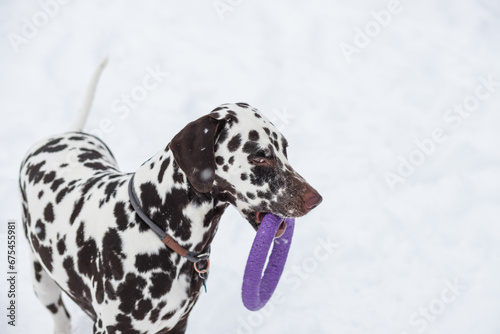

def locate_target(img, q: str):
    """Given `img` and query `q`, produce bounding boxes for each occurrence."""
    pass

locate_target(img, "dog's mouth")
[255,211,287,238]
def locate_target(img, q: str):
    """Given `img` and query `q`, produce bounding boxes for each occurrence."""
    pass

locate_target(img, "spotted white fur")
[20,77,321,334]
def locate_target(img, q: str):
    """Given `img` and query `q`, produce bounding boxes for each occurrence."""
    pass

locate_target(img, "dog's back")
[20,133,195,333]
[19,133,122,317]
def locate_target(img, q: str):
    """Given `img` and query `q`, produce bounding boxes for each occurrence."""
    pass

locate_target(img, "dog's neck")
[132,146,229,253]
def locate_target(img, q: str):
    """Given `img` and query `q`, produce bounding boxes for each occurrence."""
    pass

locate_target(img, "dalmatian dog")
[19,61,322,334]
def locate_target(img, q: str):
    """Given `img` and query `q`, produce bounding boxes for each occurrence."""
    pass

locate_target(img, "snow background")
[1,0,500,333]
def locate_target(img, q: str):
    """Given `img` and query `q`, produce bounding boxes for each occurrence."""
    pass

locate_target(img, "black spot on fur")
[104,181,119,202]
[212,106,224,112]
[102,228,125,281]
[134,299,153,321]
[243,141,260,155]
[241,173,248,181]
[112,314,140,334]
[257,190,274,200]
[249,167,269,187]
[139,179,202,240]
[56,188,69,203]
[227,135,242,152]
[105,281,116,300]
[78,149,103,162]
[26,161,46,184]
[57,237,66,255]
[281,138,288,157]
[35,219,45,240]
[32,138,67,156]
[70,198,84,225]
[47,303,58,314]
[215,156,224,165]
[34,261,43,282]
[149,273,172,298]
[162,310,178,321]
[247,192,256,200]
[158,157,171,183]
[76,223,85,247]
[96,281,105,304]
[82,176,105,196]
[44,203,54,222]
[248,130,260,141]
[116,273,149,317]
[161,187,196,241]
[139,182,162,211]
[84,162,108,170]
[113,202,129,231]
[76,223,98,279]
[43,171,56,183]
[273,139,280,152]
[38,190,44,199]
[135,248,175,273]
[50,178,65,192]
[237,192,247,202]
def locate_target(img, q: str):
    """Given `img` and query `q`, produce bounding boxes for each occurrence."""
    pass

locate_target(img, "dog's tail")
[68,57,108,132]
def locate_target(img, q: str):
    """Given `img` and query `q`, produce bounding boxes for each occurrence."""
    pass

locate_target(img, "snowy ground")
[1,1,500,333]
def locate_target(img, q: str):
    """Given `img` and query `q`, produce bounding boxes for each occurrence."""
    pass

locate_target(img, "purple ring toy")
[242,214,295,311]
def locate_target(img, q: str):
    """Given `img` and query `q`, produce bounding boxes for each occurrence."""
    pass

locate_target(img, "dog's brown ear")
[169,114,221,193]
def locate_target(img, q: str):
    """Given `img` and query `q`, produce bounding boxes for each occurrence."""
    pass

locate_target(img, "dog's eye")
[251,157,269,166]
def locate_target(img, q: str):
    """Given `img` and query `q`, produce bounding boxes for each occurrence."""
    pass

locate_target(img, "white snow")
[1,1,500,333]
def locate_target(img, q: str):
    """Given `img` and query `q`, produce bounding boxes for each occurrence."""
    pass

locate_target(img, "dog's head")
[169,103,322,231]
